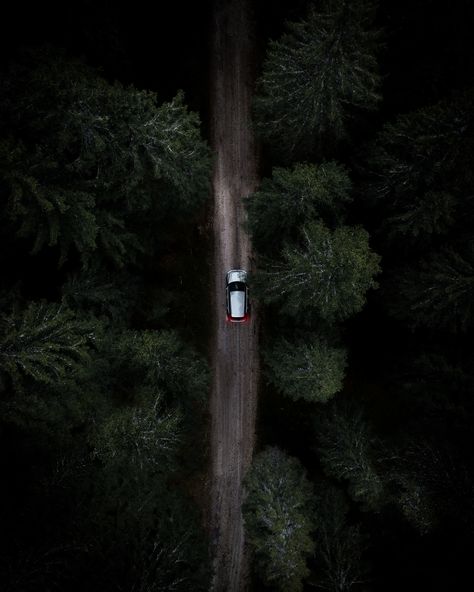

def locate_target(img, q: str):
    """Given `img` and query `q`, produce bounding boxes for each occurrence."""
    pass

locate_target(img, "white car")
[226,269,250,323]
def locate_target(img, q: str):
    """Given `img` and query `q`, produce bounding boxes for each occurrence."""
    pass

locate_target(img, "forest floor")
[208,0,259,590]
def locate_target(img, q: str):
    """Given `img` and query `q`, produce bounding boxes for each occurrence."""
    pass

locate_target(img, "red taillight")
[226,313,250,323]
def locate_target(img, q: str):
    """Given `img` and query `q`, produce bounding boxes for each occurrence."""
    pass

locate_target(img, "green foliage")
[0,46,212,592]
[0,301,92,390]
[264,336,346,403]
[93,389,181,474]
[385,190,457,241]
[0,284,210,589]
[254,0,381,156]
[126,499,211,592]
[365,90,474,242]
[256,221,380,321]
[390,439,474,535]
[0,540,82,592]
[400,353,474,426]
[85,327,209,479]
[391,453,438,536]
[0,382,97,449]
[388,243,474,332]
[0,139,99,264]
[384,353,474,533]
[245,162,352,254]
[62,267,139,323]
[0,48,211,267]
[86,400,208,591]
[117,329,210,405]
[315,403,385,511]
[243,447,315,592]
[312,484,369,591]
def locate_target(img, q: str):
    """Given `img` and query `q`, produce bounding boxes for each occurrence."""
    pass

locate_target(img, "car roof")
[230,290,246,318]
[226,269,248,284]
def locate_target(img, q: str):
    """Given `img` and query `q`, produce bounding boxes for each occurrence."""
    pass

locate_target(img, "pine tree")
[245,161,352,254]
[0,301,92,390]
[243,447,315,592]
[388,243,474,332]
[128,497,211,592]
[264,336,346,403]
[391,439,474,535]
[254,0,381,156]
[82,328,211,589]
[62,267,139,323]
[315,402,386,511]
[122,330,210,405]
[312,484,369,590]
[365,90,474,242]
[93,389,181,474]
[385,191,457,242]
[256,221,380,321]
[0,48,211,267]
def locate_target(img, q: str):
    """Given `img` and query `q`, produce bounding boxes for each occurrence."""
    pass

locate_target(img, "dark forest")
[1,1,473,590]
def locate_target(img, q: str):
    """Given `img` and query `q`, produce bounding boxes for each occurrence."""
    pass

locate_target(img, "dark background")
[3,0,473,132]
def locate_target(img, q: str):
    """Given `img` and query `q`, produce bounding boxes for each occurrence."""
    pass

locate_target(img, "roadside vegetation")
[244,0,474,590]
[0,43,212,591]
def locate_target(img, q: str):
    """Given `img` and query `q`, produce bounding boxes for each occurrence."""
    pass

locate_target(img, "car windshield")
[229,282,245,292]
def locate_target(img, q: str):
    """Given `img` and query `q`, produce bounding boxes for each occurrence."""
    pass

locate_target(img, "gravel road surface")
[209,0,259,590]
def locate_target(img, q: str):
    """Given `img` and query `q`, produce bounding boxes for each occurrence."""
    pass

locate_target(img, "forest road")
[209,0,259,591]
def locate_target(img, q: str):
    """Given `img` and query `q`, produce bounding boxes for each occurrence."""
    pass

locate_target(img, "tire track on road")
[209,1,259,590]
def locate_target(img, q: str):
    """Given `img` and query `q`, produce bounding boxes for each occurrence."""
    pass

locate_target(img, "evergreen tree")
[73,328,209,590]
[399,352,474,432]
[0,301,92,391]
[62,267,139,323]
[388,243,474,332]
[0,540,80,592]
[117,329,210,407]
[365,90,474,242]
[243,447,315,592]
[312,484,369,591]
[385,190,457,243]
[315,402,385,511]
[126,498,211,592]
[391,439,474,536]
[245,162,352,254]
[391,447,438,536]
[264,336,347,403]
[386,353,474,533]
[93,388,181,474]
[254,0,381,156]
[0,48,212,592]
[257,221,380,321]
[0,48,211,267]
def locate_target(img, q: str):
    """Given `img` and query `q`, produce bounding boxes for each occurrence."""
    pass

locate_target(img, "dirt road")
[209,0,259,590]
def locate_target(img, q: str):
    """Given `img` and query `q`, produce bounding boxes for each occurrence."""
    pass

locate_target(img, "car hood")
[227,270,247,284]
